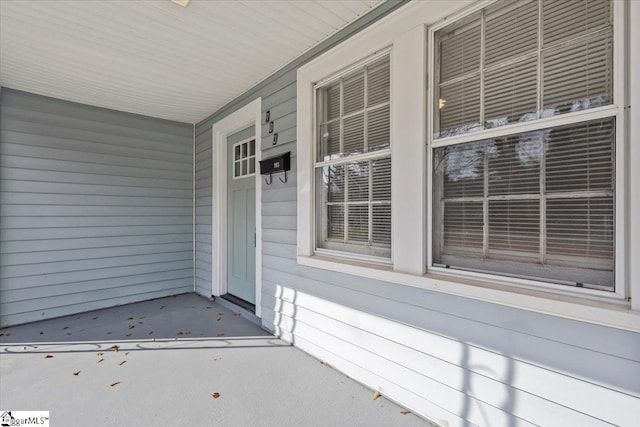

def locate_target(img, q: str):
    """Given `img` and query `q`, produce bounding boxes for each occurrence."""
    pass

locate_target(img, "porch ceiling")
[0,294,429,426]
[0,0,382,123]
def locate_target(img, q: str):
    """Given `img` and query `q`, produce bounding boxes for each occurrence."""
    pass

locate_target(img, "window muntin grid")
[314,54,391,259]
[233,139,256,179]
[430,0,618,291]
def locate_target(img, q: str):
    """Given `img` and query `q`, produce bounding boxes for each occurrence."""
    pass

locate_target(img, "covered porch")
[0,293,428,426]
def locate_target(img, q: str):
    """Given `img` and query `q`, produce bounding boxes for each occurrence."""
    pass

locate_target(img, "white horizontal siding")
[0,88,194,326]
[263,284,637,427]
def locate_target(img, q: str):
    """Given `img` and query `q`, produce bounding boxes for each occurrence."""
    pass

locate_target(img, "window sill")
[297,254,639,333]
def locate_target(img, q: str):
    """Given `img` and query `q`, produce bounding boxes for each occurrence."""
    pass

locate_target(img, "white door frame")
[211,98,262,317]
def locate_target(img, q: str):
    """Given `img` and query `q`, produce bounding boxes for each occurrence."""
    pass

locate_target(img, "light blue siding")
[0,88,194,326]
[193,1,640,425]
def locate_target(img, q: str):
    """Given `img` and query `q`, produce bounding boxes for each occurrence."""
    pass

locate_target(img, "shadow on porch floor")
[0,293,430,426]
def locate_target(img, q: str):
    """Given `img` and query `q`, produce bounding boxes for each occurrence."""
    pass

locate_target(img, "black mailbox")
[259,151,290,184]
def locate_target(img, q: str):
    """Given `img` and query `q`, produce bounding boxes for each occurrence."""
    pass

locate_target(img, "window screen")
[315,55,391,259]
[432,0,616,290]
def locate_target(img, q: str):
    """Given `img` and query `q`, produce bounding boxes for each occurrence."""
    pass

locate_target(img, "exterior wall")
[193,0,409,300]
[194,2,640,426]
[0,88,194,326]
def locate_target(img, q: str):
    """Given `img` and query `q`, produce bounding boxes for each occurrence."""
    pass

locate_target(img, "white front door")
[226,126,256,304]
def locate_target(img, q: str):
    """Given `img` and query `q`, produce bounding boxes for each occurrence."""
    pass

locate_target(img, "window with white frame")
[233,139,256,178]
[431,0,619,291]
[315,54,392,259]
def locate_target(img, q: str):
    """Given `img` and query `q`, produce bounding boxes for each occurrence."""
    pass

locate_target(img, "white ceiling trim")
[0,0,382,123]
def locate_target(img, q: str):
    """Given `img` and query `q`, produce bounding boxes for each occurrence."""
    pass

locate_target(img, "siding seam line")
[193,122,196,293]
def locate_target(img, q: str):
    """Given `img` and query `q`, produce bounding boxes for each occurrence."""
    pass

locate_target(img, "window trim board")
[298,253,638,333]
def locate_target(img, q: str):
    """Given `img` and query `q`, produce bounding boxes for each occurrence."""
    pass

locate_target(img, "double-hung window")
[431,0,620,291]
[314,54,392,260]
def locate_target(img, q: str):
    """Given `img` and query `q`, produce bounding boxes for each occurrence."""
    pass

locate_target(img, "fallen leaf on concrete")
[148,331,154,335]
[39,332,44,335]
[233,313,241,317]
[211,392,220,399]
[106,332,112,335]
[138,321,143,325]
[98,358,105,363]
[97,352,104,356]
[125,333,132,337]
[185,331,191,335]
[110,345,120,352]
[128,325,135,329]
[119,361,126,366]
[400,410,410,415]
[63,326,69,330]
[216,333,225,337]
[128,317,134,320]
[320,361,331,367]
[125,352,129,356]
[217,312,224,316]
[0,333,4,337]
[213,356,222,362]
[216,318,221,322]
[110,382,120,387]
[373,391,381,400]
[45,355,54,359]
[73,371,81,376]
[206,306,212,309]
[93,316,99,320]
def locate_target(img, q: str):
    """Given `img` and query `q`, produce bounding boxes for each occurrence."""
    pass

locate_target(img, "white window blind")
[315,55,391,259]
[434,0,613,139]
[432,0,616,291]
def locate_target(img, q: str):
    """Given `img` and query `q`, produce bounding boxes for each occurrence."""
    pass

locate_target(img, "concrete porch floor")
[0,293,429,426]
